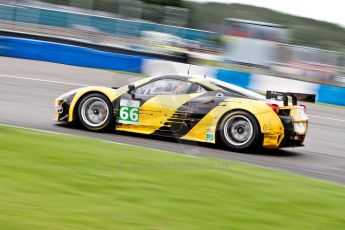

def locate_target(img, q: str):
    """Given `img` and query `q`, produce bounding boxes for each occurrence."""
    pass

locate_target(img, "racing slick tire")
[77,93,113,131]
[218,111,259,151]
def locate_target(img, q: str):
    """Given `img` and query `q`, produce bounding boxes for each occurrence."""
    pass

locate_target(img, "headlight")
[56,104,64,114]
[56,89,80,101]
[55,88,80,107]
[55,98,66,107]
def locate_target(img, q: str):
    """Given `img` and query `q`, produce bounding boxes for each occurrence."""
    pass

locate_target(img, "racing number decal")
[119,99,140,124]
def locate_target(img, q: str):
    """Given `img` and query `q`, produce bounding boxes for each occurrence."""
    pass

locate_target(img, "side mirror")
[128,84,135,95]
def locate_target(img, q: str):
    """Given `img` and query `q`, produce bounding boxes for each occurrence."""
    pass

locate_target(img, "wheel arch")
[215,108,262,144]
[69,91,114,123]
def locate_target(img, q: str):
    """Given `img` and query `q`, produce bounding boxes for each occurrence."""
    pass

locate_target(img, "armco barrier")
[0,36,143,73]
[0,4,215,45]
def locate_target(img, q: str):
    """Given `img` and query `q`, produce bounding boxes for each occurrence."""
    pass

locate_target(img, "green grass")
[0,125,345,230]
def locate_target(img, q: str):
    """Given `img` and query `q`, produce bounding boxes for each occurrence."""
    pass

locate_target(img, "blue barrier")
[0,36,143,73]
[215,69,251,88]
[317,84,345,106]
[0,36,344,106]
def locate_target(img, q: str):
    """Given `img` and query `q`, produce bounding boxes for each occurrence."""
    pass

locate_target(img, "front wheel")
[218,111,259,151]
[78,93,113,131]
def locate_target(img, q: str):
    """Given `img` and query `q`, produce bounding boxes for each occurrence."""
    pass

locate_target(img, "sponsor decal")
[263,124,272,132]
[206,128,215,143]
[119,99,140,124]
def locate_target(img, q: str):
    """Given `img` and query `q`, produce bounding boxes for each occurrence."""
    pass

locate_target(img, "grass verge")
[0,125,344,230]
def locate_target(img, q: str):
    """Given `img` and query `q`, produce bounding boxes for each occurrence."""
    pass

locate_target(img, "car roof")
[147,74,217,89]
[149,74,265,100]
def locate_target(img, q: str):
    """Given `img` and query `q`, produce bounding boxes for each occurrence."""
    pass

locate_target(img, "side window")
[215,84,244,97]
[135,81,155,95]
[135,79,192,95]
[188,83,208,94]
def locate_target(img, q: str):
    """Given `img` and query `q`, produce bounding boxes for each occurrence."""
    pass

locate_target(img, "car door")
[115,78,195,135]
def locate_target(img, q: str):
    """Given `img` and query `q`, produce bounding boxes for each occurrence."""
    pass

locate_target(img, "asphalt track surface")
[1,57,345,184]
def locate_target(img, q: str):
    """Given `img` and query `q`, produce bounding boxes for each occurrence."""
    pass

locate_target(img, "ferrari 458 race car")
[55,75,309,150]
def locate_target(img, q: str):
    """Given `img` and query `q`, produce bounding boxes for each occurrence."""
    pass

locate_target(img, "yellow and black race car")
[55,75,308,150]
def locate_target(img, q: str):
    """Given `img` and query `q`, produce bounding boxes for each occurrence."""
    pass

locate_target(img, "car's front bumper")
[55,98,69,122]
[54,93,76,122]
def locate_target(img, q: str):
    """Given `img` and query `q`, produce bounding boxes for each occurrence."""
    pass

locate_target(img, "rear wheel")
[218,111,259,151]
[78,93,113,131]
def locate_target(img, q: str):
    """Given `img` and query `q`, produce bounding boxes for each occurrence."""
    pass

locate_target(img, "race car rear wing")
[266,91,316,106]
